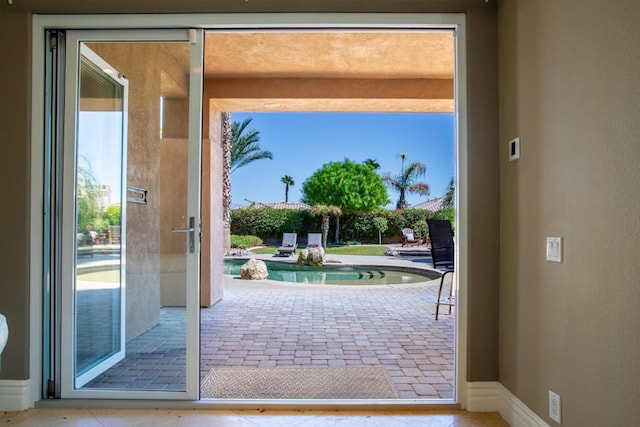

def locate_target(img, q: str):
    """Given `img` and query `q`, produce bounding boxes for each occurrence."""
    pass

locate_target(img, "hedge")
[230,207,455,244]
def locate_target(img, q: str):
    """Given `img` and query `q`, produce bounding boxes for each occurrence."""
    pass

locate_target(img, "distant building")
[411,197,445,212]
[100,184,112,208]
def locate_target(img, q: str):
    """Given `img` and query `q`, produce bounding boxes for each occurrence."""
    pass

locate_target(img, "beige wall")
[201,112,225,307]
[498,0,640,425]
[0,0,500,402]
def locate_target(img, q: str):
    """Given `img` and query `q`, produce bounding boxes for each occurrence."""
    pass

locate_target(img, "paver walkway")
[200,257,455,399]
[84,252,456,399]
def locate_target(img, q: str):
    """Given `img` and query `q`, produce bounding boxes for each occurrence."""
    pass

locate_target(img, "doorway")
[200,29,457,400]
[33,13,464,406]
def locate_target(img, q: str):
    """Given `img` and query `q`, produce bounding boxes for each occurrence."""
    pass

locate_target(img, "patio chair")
[426,219,455,320]
[306,232,323,248]
[401,228,423,247]
[277,232,298,256]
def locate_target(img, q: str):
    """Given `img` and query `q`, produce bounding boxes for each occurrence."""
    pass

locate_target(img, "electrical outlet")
[549,390,561,424]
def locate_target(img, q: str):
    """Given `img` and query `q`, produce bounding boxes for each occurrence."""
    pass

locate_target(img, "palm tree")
[230,118,273,173]
[443,177,455,209]
[382,154,430,210]
[362,158,381,170]
[281,175,295,203]
[221,113,232,249]
[222,115,272,249]
[310,204,342,248]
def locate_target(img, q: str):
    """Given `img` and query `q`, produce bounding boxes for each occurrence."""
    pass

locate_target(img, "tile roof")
[411,197,445,212]
[245,202,312,210]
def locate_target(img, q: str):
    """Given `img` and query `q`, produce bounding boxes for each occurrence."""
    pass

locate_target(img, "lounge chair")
[426,219,455,320]
[401,228,423,247]
[306,232,323,249]
[277,232,298,256]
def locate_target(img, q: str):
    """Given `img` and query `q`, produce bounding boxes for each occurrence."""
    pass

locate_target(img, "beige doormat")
[201,366,399,399]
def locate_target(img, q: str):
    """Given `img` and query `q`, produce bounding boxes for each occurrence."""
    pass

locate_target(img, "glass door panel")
[74,47,127,388]
[61,30,202,399]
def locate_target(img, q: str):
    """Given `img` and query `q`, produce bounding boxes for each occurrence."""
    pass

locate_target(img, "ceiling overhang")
[203,31,455,113]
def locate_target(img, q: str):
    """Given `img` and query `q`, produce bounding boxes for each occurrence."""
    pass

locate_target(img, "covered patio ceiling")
[203,31,455,113]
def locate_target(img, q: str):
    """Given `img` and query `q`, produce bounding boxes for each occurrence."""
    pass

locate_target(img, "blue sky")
[230,112,455,209]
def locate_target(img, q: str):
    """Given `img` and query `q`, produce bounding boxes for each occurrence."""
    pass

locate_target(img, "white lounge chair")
[277,232,297,256]
[306,232,323,249]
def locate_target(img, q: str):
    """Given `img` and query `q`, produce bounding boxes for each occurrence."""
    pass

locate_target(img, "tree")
[221,113,232,249]
[310,204,342,248]
[443,177,455,209]
[76,157,105,235]
[301,159,389,242]
[281,175,295,203]
[222,115,272,249]
[230,118,273,173]
[372,216,388,245]
[362,158,380,170]
[382,153,430,210]
[301,159,389,211]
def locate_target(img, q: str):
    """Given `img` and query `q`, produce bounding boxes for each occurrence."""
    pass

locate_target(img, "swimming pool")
[223,258,440,285]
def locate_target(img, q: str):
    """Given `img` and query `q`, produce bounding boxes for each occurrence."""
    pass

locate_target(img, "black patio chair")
[426,219,455,320]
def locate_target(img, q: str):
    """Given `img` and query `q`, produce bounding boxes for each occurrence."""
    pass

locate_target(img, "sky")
[78,112,123,203]
[230,112,455,210]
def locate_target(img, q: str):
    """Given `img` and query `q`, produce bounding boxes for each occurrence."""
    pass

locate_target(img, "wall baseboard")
[0,379,31,411]
[466,382,549,427]
[0,378,550,420]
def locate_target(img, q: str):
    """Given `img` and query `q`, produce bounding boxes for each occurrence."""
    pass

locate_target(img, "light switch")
[546,236,562,262]
[509,137,520,161]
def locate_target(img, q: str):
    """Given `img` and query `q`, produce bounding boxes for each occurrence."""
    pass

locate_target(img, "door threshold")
[35,398,460,411]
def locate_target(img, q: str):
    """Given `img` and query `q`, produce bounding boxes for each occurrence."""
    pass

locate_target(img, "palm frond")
[407,182,430,195]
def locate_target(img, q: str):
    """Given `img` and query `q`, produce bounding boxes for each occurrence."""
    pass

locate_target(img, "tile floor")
[0,408,508,426]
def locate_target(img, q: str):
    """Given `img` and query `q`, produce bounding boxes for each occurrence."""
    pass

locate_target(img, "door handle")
[171,216,195,253]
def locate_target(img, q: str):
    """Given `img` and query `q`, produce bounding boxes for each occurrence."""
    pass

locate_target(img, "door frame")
[36,27,204,400]
[30,12,467,406]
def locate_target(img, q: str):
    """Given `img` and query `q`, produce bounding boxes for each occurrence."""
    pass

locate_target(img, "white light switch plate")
[509,137,520,161]
[546,236,562,262]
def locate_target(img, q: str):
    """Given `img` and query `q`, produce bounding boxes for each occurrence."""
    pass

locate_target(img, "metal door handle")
[171,216,195,253]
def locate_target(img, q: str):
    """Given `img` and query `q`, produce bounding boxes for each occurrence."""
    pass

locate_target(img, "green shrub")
[230,207,455,243]
[230,234,263,248]
[413,219,428,240]
[231,207,316,241]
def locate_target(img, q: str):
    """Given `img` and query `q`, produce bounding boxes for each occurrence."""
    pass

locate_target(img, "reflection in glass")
[74,52,125,384]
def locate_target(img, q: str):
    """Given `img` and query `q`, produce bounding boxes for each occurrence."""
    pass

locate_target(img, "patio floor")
[85,252,456,399]
[200,253,455,399]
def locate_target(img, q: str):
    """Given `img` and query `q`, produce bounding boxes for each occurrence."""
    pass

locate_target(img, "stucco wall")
[0,1,500,399]
[498,0,640,425]
[89,43,163,341]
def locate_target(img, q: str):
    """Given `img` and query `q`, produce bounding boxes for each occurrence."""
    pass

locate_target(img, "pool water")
[223,258,439,285]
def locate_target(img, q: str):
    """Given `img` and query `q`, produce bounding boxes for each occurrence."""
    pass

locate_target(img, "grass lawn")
[250,245,389,256]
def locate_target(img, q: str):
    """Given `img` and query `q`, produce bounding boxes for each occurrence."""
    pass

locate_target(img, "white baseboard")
[0,379,31,411]
[466,382,549,427]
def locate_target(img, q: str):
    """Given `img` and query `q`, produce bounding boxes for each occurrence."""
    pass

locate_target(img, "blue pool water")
[223,258,439,285]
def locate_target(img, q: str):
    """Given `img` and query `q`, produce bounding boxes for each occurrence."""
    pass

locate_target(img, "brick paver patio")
[200,260,455,399]
[83,253,456,399]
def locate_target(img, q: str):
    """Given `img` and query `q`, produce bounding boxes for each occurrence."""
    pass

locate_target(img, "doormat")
[201,366,399,399]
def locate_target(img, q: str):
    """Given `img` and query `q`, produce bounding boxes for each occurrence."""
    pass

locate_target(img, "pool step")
[357,270,386,280]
